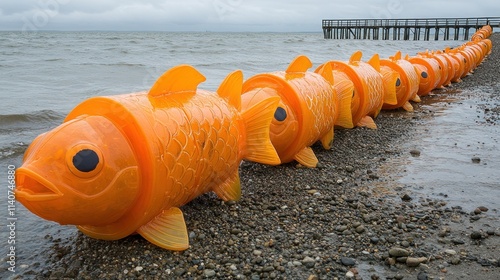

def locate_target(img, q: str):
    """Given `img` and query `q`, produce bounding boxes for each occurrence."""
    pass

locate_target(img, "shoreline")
[8,34,500,279]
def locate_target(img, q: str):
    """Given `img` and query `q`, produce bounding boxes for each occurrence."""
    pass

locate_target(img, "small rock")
[410,149,421,157]
[302,257,315,268]
[346,271,355,279]
[389,247,409,257]
[445,249,456,255]
[401,194,412,201]
[417,271,428,280]
[307,275,318,280]
[451,239,465,245]
[355,225,366,234]
[471,156,481,163]
[341,257,356,266]
[473,208,482,215]
[135,266,143,272]
[451,257,461,265]
[407,257,427,267]
[204,269,216,278]
[345,166,354,172]
[470,231,482,240]
[253,250,262,256]
[478,206,489,212]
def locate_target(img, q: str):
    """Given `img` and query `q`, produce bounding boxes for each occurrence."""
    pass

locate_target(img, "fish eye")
[421,72,428,78]
[395,78,401,87]
[274,107,287,122]
[67,144,104,178]
[73,149,99,172]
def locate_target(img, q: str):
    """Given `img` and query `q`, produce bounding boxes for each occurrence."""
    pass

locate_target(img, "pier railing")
[322,17,500,40]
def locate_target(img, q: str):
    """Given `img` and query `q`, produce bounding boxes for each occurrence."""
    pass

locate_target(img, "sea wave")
[0,142,29,160]
[0,110,65,128]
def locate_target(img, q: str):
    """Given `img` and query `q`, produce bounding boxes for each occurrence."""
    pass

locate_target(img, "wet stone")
[478,206,489,212]
[470,231,482,240]
[389,247,409,257]
[417,271,428,280]
[410,149,421,157]
[471,156,481,163]
[204,269,216,278]
[406,257,427,267]
[341,257,356,266]
[401,194,412,201]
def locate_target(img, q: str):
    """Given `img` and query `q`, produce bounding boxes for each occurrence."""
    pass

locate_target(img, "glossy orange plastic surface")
[319,51,394,129]
[380,51,420,111]
[408,56,442,96]
[241,55,352,167]
[16,65,280,250]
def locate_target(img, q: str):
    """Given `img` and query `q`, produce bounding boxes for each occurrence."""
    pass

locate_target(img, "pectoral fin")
[411,94,421,103]
[137,207,189,251]
[294,147,318,168]
[320,129,334,150]
[213,170,241,201]
[402,101,414,112]
[357,116,377,129]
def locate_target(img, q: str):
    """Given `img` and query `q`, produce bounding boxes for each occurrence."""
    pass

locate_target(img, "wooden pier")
[322,17,500,40]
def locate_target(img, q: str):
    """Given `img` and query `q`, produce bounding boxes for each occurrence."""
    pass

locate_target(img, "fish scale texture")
[150,92,241,209]
[294,75,337,144]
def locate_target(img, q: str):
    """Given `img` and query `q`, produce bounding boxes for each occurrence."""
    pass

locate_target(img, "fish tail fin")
[334,79,354,128]
[241,96,281,165]
[381,68,399,105]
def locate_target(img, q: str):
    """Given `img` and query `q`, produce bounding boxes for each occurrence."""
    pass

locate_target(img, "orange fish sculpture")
[380,51,420,111]
[318,51,397,129]
[408,55,442,96]
[15,65,281,250]
[241,55,352,168]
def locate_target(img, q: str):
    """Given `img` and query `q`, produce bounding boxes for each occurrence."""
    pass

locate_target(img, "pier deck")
[322,17,500,40]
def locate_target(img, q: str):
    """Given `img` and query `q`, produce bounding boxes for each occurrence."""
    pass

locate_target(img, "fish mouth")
[16,167,63,201]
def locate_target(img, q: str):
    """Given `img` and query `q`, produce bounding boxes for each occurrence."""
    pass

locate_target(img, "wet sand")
[8,34,500,279]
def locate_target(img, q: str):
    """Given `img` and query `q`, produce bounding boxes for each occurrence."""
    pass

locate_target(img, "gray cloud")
[0,0,497,32]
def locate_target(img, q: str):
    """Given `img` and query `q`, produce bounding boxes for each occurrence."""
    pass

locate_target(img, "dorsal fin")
[149,65,206,97]
[316,62,334,84]
[404,54,410,60]
[394,51,402,60]
[349,51,363,64]
[217,70,242,110]
[286,55,313,73]
[368,54,380,72]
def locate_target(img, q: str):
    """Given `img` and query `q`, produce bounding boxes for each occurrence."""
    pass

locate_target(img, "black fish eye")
[274,107,287,122]
[73,149,99,172]
[421,72,428,78]
[395,78,401,87]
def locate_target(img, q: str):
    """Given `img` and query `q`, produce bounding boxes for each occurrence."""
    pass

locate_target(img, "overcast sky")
[0,0,498,32]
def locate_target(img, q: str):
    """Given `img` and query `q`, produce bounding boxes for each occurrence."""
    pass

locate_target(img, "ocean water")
[0,31,473,276]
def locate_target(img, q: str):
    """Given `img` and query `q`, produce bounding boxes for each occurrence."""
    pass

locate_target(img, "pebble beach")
[9,33,500,280]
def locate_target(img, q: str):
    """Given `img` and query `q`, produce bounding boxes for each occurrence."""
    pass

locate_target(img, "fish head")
[412,64,431,93]
[16,115,140,226]
[242,86,299,155]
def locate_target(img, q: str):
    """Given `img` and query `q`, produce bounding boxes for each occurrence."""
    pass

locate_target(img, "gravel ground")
[12,34,500,280]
